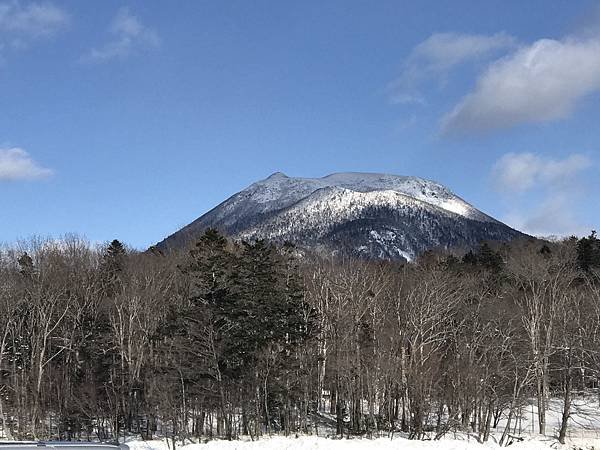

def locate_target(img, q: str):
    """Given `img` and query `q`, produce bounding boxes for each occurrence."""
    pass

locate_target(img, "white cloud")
[492,152,592,193]
[82,8,159,63]
[504,193,592,238]
[410,32,516,72]
[390,32,516,104]
[442,37,600,133]
[491,152,593,237]
[0,147,53,181]
[0,1,68,50]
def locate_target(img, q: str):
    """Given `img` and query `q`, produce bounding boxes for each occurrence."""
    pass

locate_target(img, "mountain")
[154,172,526,261]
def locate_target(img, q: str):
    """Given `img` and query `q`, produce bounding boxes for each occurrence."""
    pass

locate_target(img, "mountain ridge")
[154,171,526,260]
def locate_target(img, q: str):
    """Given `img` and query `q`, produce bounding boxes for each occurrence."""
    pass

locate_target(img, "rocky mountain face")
[155,172,526,261]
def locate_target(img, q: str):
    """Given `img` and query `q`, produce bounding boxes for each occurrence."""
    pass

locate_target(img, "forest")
[0,230,600,445]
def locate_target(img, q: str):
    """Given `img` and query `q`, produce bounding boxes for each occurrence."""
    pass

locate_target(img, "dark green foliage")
[103,239,126,272]
[477,242,504,271]
[181,232,316,377]
[443,254,461,269]
[460,243,504,272]
[539,244,552,257]
[169,230,318,435]
[577,230,600,271]
[17,252,34,278]
[100,239,127,296]
[462,250,478,265]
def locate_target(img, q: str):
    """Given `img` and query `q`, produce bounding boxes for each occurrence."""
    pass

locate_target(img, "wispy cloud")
[82,7,159,63]
[505,194,587,238]
[0,147,53,181]
[492,152,593,236]
[390,32,516,104]
[492,152,592,193]
[441,36,600,134]
[0,1,68,52]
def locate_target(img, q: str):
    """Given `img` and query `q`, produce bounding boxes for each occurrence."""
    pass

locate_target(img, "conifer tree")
[17,252,34,279]
[100,239,127,296]
[577,231,600,271]
[477,242,504,272]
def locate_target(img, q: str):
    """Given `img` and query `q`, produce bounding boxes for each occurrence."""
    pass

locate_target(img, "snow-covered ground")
[124,435,598,450]
[120,396,600,450]
[2,435,597,450]
[523,396,600,437]
[3,397,600,449]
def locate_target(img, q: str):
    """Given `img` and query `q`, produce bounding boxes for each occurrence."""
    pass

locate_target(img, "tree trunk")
[558,365,572,444]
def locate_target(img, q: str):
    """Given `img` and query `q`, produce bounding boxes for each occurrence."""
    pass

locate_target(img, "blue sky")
[1,0,599,248]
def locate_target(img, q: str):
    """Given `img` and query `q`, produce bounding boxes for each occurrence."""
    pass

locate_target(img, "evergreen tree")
[577,231,600,271]
[462,250,478,265]
[477,242,504,272]
[18,252,34,279]
[539,244,552,257]
[100,239,127,296]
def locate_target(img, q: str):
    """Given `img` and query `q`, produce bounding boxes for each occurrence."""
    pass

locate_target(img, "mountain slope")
[155,172,526,260]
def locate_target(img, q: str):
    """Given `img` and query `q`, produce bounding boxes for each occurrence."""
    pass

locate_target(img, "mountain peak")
[155,171,525,259]
[266,171,289,180]
[246,171,484,221]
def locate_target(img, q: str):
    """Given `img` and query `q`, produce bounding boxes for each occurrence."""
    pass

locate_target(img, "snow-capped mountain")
[155,172,526,260]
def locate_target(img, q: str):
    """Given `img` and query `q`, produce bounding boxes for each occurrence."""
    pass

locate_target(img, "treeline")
[0,231,600,444]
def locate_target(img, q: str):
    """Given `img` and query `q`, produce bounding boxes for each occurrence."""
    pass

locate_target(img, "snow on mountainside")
[155,172,526,260]
[205,172,494,226]
[239,187,482,240]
